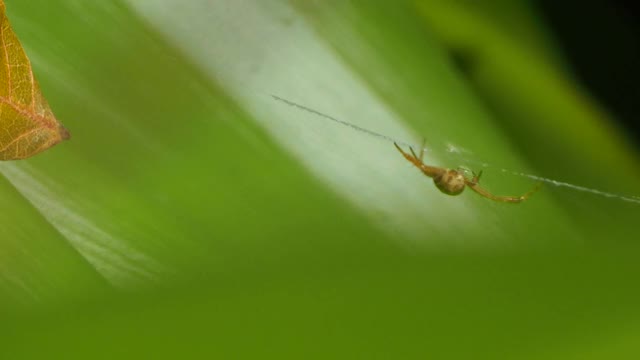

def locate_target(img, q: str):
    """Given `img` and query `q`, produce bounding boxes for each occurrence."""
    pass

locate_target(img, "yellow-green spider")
[394,143,541,203]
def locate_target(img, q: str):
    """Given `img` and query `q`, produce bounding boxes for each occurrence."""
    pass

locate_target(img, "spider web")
[271,94,640,205]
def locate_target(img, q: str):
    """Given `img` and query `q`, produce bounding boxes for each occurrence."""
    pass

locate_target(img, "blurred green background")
[1,0,639,358]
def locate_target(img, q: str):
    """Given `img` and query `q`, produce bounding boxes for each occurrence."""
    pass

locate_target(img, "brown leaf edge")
[0,0,69,160]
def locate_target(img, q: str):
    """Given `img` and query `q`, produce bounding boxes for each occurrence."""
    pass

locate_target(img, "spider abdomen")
[434,169,466,196]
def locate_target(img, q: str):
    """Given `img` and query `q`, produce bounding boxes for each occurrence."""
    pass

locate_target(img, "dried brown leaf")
[0,0,69,160]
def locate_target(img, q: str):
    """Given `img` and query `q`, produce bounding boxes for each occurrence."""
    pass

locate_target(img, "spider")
[394,142,541,203]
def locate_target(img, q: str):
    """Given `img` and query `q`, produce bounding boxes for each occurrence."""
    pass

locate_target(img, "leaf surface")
[0,0,68,160]
[1,1,640,359]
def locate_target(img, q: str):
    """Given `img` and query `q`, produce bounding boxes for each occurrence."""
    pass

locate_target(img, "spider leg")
[465,180,542,203]
[471,170,483,185]
[394,142,420,167]
[409,146,420,161]
[394,142,444,178]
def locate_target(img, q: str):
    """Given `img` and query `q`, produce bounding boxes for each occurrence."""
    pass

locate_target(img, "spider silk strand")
[270,94,640,205]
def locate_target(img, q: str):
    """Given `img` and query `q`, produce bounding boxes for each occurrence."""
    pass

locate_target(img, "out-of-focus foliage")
[1,0,639,359]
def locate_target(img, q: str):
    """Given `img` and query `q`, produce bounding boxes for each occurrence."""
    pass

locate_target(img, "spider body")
[394,142,541,203]
[433,169,466,195]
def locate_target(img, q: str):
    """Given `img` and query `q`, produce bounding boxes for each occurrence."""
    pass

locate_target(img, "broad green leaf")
[1,0,639,359]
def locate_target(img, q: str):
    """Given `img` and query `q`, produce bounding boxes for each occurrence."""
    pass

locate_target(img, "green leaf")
[1,0,639,358]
